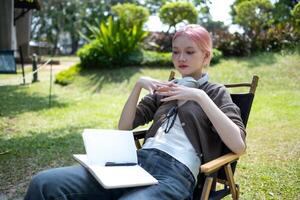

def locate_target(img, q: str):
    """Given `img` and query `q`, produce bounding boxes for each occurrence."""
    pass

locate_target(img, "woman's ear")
[203,51,211,66]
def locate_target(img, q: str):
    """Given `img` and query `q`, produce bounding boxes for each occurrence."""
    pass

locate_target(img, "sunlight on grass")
[0,52,299,199]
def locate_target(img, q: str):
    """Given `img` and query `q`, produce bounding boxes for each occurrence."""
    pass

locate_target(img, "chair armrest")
[133,128,148,140]
[200,153,243,175]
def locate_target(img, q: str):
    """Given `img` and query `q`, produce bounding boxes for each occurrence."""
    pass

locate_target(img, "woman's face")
[172,35,209,80]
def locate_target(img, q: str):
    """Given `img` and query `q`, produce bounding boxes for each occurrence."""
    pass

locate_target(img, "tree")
[231,0,299,52]
[272,0,298,24]
[291,2,300,34]
[230,0,248,23]
[159,1,198,33]
[31,0,107,55]
[201,19,229,33]
[292,2,300,21]
[270,0,299,50]
[233,0,273,38]
[31,0,67,55]
[232,0,298,26]
[142,0,168,14]
[197,3,211,24]
[63,1,85,54]
[31,0,210,54]
[111,3,150,29]
[141,0,208,14]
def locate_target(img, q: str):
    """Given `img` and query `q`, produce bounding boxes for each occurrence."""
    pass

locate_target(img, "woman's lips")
[179,64,188,69]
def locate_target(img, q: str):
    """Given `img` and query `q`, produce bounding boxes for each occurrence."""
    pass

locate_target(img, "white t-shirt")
[143,114,201,180]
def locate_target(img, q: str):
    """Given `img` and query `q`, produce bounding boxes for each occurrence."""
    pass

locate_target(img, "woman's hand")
[119,76,167,130]
[157,83,246,154]
[137,77,168,94]
[156,83,203,102]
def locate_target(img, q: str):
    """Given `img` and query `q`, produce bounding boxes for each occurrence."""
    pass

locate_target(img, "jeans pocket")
[174,162,196,194]
[137,149,151,167]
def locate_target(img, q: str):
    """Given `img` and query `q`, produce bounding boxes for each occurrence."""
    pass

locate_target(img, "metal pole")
[19,46,25,84]
[49,61,53,108]
[32,53,38,82]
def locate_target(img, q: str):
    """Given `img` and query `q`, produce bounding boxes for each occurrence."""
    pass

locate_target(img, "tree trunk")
[70,34,79,55]
[52,30,60,56]
[166,25,172,34]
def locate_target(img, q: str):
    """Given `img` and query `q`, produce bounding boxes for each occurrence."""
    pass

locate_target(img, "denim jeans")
[24,148,196,200]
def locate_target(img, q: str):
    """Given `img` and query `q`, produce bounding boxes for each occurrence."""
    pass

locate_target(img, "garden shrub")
[143,32,174,52]
[141,50,172,66]
[55,48,221,86]
[55,63,81,86]
[260,29,299,53]
[213,28,299,55]
[77,16,148,69]
[254,24,300,52]
[77,40,107,69]
[214,31,251,57]
[210,48,223,65]
[141,49,222,67]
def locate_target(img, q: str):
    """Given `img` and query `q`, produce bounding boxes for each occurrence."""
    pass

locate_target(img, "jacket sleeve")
[210,85,246,141]
[132,94,160,129]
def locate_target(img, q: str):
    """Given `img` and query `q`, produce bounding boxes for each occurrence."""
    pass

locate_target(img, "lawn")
[0,52,299,199]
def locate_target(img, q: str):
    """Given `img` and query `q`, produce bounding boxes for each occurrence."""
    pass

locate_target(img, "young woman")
[24,24,246,200]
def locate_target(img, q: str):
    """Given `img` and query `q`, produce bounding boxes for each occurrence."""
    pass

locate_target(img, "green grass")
[0,52,299,199]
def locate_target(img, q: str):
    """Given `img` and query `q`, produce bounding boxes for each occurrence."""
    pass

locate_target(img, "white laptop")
[73,129,158,189]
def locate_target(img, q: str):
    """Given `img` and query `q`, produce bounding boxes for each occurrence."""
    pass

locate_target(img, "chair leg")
[224,164,237,200]
[135,140,142,149]
[236,184,240,199]
[200,177,213,200]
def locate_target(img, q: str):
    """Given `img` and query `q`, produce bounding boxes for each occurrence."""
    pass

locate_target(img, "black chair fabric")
[217,93,254,179]
[193,92,255,200]
[230,93,255,128]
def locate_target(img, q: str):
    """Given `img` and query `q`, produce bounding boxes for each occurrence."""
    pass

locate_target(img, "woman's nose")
[178,53,186,62]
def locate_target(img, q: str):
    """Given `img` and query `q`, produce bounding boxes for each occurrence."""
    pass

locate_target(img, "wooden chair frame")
[133,74,259,200]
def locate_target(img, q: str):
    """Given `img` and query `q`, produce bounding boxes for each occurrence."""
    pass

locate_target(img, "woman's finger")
[160,95,177,102]
[156,90,175,96]
[149,88,154,94]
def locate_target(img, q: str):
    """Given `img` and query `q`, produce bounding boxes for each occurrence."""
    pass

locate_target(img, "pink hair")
[173,24,213,61]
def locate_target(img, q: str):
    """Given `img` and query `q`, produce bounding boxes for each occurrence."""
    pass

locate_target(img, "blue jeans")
[24,149,196,200]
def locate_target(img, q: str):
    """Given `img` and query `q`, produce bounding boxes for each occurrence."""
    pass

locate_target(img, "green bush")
[141,49,222,66]
[141,50,172,66]
[77,16,148,69]
[257,24,299,52]
[143,32,174,52]
[55,63,81,86]
[210,48,223,65]
[77,40,105,69]
[214,31,251,57]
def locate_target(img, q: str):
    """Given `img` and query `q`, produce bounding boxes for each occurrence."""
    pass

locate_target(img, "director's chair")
[133,72,259,200]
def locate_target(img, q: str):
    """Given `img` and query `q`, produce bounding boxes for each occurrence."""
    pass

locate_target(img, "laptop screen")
[82,129,138,166]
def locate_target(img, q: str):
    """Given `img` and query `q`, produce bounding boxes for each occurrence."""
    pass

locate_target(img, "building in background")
[0,0,41,62]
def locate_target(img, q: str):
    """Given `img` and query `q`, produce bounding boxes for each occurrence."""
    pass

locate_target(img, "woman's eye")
[172,51,179,54]
[187,51,194,55]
